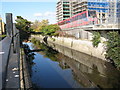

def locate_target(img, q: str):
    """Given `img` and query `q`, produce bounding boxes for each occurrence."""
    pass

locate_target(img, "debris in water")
[12,68,19,71]
[14,75,19,78]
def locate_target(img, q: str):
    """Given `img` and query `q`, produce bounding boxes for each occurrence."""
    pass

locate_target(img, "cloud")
[44,12,56,16]
[34,11,55,17]
[33,11,56,24]
[34,13,43,17]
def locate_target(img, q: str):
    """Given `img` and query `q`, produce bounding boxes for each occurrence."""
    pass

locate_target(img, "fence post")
[6,13,13,37]
[13,23,17,53]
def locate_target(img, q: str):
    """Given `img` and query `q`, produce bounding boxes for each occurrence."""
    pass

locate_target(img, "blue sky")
[1,1,57,24]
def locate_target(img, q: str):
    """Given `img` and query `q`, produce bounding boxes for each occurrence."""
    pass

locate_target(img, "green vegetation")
[31,19,49,32]
[31,38,59,62]
[51,38,55,41]
[1,34,6,37]
[31,38,37,44]
[15,16,32,32]
[105,31,120,69]
[0,34,6,41]
[92,32,101,47]
[15,17,60,44]
[92,31,120,69]
[31,19,60,36]
[41,24,60,36]
[15,16,33,44]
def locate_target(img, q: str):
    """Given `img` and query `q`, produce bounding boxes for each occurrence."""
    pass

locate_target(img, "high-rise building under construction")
[56,0,119,25]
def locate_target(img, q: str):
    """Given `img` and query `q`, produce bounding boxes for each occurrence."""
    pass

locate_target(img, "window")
[88,11,97,17]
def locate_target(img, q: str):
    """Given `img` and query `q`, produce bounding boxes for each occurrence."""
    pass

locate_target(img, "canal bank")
[31,35,106,61]
[20,47,33,89]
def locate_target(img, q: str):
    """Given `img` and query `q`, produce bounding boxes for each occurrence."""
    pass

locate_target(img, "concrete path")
[0,37,12,89]
[5,45,20,88]
[0,37,20,89]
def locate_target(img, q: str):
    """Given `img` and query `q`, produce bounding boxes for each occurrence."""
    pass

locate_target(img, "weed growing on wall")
[105,31,120,69]
[92,32,101,47]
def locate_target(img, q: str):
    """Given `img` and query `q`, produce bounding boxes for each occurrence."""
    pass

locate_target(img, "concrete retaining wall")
[31,35,106,60]
[20,49,32,89]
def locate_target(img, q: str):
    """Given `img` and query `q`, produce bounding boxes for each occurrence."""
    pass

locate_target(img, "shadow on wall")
[43,36,48,44]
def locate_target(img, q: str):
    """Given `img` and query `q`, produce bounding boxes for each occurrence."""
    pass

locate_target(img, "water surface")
[26,41,120,89]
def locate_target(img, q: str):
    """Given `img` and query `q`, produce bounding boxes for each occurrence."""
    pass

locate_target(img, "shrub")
[92,32,101,47]
[105,31,120,69]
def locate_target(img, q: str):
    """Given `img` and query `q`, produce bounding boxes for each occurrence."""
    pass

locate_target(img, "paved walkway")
[0,37,12,89]
[5,45,20,88]
[0,37,20,89]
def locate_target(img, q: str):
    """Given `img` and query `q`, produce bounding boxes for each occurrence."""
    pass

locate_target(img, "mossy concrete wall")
[31,35,106,60]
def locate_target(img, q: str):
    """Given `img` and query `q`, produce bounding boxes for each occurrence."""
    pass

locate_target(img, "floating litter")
[12,68,19,71]
[0,52,5,54]
[15,75,19,78]
[6,79,8,81]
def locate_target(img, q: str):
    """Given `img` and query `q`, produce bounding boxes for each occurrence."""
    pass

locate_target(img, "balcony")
[63,7,70,9]
[63,2,69,5]
[63,14,70,16]
[63,10,70,12]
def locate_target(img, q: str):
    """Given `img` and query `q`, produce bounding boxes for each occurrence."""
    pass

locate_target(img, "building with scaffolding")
[56,0,118,25]
[117,0,120,25]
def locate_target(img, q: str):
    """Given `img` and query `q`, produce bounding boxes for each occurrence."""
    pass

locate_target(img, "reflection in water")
[22,43,36,77]
[29,39,120,89]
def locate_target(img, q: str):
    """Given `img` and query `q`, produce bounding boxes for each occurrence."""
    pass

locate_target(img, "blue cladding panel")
[117,2,120,18]
[88,8,108,12]
[88,2,109,6]
[88,2,109,12]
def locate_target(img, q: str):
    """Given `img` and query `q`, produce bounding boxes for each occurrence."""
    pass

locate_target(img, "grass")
[0,34,7,41]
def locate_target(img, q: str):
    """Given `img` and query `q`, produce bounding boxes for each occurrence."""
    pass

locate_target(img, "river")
[24,40,120,89]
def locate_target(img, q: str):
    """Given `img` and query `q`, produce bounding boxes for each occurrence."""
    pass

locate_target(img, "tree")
[40,19,49,26]
[15,16,33,44]
[31,20,39,30]
[31,19,49,32]
[41,24,60,36]
[15,16,32,32]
